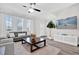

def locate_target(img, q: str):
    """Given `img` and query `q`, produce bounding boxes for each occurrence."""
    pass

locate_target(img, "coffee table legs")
[22,39,26,44]
[44,40,46,46]
[30,40,46,52]
[30,45,33,52]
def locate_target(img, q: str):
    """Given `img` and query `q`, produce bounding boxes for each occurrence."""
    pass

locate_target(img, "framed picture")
[56,16,77,29]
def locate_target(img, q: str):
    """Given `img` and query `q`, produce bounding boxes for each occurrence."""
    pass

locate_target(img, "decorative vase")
[31,33,36,44]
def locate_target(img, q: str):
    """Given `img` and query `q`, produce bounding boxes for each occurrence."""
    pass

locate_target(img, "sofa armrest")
[0,38,14,55]
[0,42,14,55]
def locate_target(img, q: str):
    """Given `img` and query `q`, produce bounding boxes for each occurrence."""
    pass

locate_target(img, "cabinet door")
[54,35,64,42]
[63,36,77,46]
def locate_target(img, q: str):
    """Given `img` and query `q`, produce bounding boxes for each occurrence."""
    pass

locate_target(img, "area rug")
[14,42,61,55]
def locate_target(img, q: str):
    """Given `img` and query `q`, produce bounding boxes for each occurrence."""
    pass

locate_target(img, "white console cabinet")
[54,34,79,46]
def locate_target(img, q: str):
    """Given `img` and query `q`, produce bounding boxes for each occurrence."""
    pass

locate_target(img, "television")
[56,16,77,29]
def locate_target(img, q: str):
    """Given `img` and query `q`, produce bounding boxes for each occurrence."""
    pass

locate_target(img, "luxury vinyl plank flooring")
[47,39,79,55]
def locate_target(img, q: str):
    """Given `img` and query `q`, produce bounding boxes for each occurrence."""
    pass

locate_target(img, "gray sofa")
[0,38,14,55]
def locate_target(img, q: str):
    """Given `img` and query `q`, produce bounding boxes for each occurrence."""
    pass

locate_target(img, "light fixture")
[28,8,34,13]
[23,3,41,13]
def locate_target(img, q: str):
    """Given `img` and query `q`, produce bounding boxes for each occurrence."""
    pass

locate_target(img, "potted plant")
[47,21,55,39]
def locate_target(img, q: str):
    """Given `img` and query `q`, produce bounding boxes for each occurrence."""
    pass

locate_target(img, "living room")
[0,3,79,55]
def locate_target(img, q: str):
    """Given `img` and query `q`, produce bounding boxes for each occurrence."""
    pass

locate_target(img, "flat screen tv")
[56,16,77,29]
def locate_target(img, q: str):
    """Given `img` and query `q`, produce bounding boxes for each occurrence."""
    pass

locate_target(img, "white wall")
[0,14,5,35]
[33,17,48,36]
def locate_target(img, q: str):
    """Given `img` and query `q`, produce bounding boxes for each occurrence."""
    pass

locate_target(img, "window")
[4,16,32,32]
[26,20,31,31]
[16,18,23,31]
[22,19,32,32]
[5,16,13,31]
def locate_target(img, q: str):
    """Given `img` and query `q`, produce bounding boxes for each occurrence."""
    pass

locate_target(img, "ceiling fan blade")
[33,8,41,12]
[23,5,27,7]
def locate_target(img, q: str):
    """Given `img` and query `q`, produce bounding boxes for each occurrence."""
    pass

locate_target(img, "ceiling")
[0,3,75,19]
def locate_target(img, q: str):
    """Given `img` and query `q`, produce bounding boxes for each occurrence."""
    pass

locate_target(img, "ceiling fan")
[22,3,41,13]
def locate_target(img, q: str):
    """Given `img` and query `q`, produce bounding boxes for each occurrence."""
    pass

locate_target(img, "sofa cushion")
[9,33,15,37]
[18,33,26,37]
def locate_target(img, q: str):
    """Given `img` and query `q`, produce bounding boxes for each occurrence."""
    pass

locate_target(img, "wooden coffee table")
[21,37,46,52]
